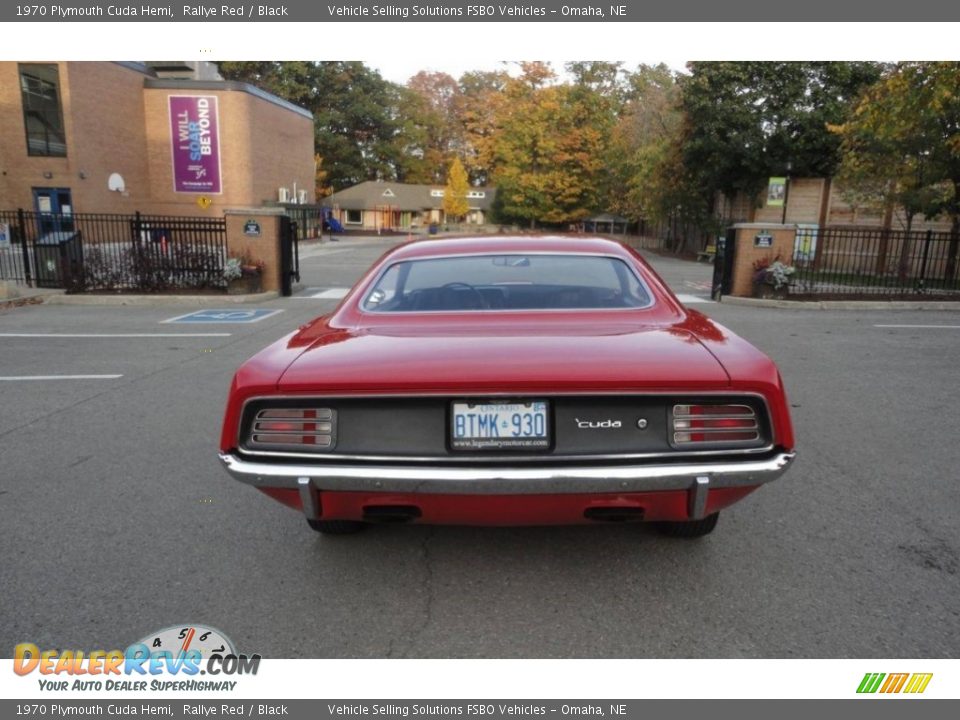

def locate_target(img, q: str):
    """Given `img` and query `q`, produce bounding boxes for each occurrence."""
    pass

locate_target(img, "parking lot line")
[676,293,714,304]
[0,375,123,381]
[294,287,350,299]
[0,333,232,338]
[874,324,960,329]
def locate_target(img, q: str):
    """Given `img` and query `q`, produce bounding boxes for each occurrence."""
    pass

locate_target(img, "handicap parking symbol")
[163,309,284,324]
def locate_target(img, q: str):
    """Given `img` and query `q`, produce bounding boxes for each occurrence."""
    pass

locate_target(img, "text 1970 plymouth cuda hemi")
[219,237,795,537]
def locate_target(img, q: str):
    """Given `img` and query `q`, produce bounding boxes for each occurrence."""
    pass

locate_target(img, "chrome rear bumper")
[218,451,795,497]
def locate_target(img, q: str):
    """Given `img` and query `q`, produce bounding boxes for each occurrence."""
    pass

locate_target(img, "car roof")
[383,235,636,262]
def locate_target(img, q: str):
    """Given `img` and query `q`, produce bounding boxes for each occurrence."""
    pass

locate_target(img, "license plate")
[450,400,549,450]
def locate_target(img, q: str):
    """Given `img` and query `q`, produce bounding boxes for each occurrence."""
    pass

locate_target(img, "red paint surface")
[258,486,759,525]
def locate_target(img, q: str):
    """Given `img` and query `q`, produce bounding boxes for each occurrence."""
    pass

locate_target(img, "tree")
[443,158,470,223]
[833,62,960,278]
[491,62,608,227]
[679,62,883,200]
[384,85,439,185]
[609,65,711,251]
[407,71,463,182]
[218,61,404,190]
[457,69,509,186]
[314,154,332,200]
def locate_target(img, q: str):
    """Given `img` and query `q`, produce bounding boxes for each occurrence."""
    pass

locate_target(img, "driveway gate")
[712,227,737,300]
[279,215,300,297]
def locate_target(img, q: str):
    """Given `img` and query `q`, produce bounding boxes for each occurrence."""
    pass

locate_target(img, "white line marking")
[676,293,713,304]
[312,288,349,299]
[0,333,232,338]
[0,375,123,381]
[874,324,960,329]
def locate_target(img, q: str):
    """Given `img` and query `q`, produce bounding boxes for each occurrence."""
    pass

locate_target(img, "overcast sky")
[371,59,531,84]
[370,58,687,85]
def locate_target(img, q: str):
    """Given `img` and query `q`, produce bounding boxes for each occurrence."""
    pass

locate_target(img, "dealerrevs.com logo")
[857,673,933,695]
[13,625,261,692]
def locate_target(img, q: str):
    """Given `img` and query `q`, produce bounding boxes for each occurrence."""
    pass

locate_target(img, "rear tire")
[307,518,366,535]
[655,512,719,538]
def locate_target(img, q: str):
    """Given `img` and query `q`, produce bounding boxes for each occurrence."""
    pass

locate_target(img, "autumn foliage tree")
[608,65,706,249]
[490,62,610,227]
[406,71,464,183]
[457,69,509,186]
[443,157,470,223]
[314,154,332,200]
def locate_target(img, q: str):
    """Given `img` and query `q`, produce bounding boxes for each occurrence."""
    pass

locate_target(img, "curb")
[42,290,281,306]
[719,296,960,311]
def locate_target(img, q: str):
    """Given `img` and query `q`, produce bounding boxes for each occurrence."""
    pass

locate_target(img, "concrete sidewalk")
[0,281,64,309]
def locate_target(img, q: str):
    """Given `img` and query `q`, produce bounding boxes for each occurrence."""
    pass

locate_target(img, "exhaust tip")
[362,505,422,523]
[584,506,645,522]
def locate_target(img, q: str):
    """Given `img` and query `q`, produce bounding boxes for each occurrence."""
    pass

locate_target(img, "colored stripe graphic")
[880,673,909,693]
[857,673,885,693]
[857,672,932,694]
[903,674,933,694]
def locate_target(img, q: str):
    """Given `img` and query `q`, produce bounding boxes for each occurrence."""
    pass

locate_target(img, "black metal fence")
[280,204,326,241]
[788,227,960,298]
[0,210,227,292]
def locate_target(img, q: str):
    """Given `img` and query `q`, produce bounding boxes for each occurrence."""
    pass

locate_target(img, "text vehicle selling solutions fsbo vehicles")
[219,237,795,537]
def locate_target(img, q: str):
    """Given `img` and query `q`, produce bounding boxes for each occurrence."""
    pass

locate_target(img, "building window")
[430,189,444,198]
[19,64,67,157]
[382,188,395,197]
[467,191,486,199]
[345,209,362,224]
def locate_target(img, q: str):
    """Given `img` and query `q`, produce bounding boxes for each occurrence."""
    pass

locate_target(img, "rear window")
[361,254,653,312]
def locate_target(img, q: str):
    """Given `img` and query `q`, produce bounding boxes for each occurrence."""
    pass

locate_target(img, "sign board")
[794,224,819,264]
[169,95,222,194]
[243,219,262,237]
[755,232,773,248]
[0,223,10,247]
[767,177,786,207]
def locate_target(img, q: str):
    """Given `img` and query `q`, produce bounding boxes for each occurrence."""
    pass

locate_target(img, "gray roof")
[323,181,497,212]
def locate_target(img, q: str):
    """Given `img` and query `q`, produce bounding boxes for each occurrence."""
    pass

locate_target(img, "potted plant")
[224,253,264,294]
[752,257,796,299]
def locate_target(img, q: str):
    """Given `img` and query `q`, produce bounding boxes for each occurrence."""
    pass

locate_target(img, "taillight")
[672,404,760,446]
[247,408,336,452]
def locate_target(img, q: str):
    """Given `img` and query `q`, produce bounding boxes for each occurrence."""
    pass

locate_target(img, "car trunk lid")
[277,323,730,393]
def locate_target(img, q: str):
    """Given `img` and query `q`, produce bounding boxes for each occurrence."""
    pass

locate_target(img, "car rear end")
[220,386,794,531]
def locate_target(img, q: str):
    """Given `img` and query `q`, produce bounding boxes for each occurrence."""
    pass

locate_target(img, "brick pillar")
[223,208,286,293]
[729,224,798,297]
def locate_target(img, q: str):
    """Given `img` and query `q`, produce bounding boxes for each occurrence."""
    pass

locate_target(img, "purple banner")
[169,95,222,194]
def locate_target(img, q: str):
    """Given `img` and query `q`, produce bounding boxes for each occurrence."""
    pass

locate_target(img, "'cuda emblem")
[576,418,622,429]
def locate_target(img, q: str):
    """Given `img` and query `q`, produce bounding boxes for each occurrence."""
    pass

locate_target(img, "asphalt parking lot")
[1,239,958,658]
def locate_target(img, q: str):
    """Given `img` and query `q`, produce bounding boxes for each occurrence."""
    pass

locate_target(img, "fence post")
[17,208,32,287]
[917,229,933,294]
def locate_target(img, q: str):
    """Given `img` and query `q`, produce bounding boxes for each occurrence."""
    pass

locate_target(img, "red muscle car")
[219,237,795,537]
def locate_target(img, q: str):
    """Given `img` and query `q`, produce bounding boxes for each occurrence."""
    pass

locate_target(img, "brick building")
[720,178,953,232]
[0,62,314,217]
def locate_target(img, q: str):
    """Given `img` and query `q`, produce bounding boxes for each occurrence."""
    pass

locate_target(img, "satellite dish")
[107,173,125,192]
